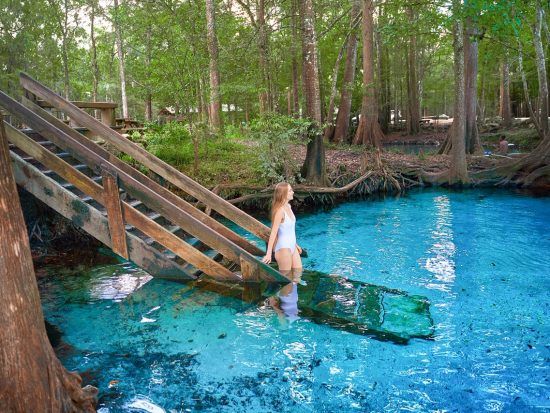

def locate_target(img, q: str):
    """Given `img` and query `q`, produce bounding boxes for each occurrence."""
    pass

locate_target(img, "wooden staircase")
[1,73,288,283]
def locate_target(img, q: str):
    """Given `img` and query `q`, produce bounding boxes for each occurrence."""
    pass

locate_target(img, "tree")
[113,0,129,119]
[533,0,548,137]
[406,6,420,135]
[464,11,483,154]
[0,117,98,412]
[448,0,468,184]
[290,0,300,116]
[205,0,222,130]
[353,0,384,147]
[499,53,512,127]
[333,0,360,143]
[299,0,327,185]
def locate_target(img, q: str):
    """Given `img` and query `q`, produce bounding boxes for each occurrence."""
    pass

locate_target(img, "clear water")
[39,188,550,412]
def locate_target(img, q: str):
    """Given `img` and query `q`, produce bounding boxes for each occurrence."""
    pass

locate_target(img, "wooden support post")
[100,108,114,127]
[101,167,129,259]
[240,255,261,282]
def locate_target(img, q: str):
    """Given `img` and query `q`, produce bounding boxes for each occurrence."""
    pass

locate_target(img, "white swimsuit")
[274,208,297,254]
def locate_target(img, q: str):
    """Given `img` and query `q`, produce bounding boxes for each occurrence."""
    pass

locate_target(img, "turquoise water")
[39,188,550,412]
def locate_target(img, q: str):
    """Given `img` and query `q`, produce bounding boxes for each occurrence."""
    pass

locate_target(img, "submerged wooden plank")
[20,97,264,257]
[10,152,193,280]
[20,73,271,241]
[101,169,129,259]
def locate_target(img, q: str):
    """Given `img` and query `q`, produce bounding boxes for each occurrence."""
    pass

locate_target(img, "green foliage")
[136,122,263,187]
[248,114,316,184]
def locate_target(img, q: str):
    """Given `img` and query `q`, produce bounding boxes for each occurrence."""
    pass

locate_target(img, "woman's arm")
[262,209,284,263]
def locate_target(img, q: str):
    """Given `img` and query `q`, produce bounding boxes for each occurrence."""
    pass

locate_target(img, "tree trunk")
[333,0,360,143]
[113,0,129,119]
[464,17,483,154]
[377,3,391,134]
[291,0,300,117]
[323,39,347,140]
[205,0,222,130]
[534,1,549,138]
[0,116,98,412]
[353,0,384,147]
[406,6,420,135]
[449,0,468,184]
[257,0,272,113]
[518,37,542,137]
[144,24,153,122]
[89,0,100,118]
[499,54,512,127]
[299,0,327,185]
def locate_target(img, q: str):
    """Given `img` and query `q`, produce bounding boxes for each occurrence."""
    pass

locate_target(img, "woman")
[261,182,303,282]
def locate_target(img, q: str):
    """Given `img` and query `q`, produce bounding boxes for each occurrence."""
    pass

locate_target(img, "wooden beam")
[36,100,117,109]
[20,97,264,256]
[19,72,271,241]
[101,168,129,259]
[5,123,237,280]
[11,152,194,280]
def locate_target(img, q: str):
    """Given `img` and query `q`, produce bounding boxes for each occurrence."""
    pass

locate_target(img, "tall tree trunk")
[464,16,483,154]
[518,37,542,137]
[449,0,468,184]
[205,0,222,130]
[377,3,391,134]
[499,54,512,127]
[534,1,549,137]
[406,6,420,135]
[353,0,384,147]
[257,0,272,113]
[0,116,98,412]
[144,24,153,122]
[299,0,327,185]
[113,0,129,119]
[323,39,347,140]
[89,0,100,119]
[333,0,360,143]
[291,0,300,116]
[62,0,70,99]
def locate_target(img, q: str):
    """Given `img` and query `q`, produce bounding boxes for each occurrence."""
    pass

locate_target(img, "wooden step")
[62,175,102,189]
[43,163,88,175]
[144,225,181,246]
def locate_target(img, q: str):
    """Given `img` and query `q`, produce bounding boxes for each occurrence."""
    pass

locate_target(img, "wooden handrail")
[21,96,264,257]
[0,91,287,282]
[4,122,237,280]
[36,100,117,109]
[19,72,271,242]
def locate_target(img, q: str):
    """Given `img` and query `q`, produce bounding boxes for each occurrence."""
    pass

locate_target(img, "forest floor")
[288,125,539,185]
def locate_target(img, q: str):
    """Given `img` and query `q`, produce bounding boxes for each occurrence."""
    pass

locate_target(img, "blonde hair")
[270,182,290,222]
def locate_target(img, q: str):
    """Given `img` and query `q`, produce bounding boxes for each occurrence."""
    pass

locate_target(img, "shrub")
[248,114,318,183]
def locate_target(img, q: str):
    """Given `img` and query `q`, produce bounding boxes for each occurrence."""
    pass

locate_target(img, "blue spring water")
[39,188,549,412]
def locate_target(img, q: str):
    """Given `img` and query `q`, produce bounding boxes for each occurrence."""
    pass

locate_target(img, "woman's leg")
[274,248,293,277]
[290,249,303,282]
